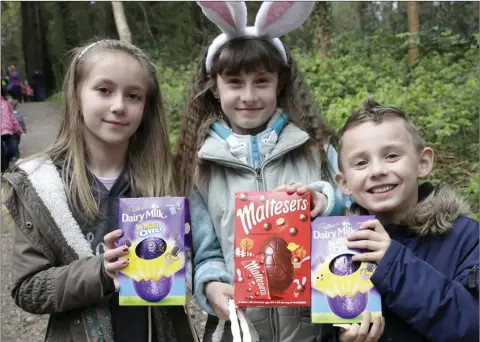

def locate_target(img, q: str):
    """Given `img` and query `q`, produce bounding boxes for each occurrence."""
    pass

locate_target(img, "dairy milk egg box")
[311,215,382,323]
[117,197,191,306]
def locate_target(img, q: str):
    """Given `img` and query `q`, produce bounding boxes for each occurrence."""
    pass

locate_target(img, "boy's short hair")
[337,98,425,162]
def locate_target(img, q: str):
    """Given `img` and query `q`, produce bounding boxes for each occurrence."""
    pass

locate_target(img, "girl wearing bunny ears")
[174,2,383,342]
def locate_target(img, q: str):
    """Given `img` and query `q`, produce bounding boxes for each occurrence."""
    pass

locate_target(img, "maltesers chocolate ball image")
[135,237,167,260]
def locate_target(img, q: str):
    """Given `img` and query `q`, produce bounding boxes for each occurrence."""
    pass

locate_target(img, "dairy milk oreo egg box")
[117,197,190,306]
[311,216,382,323]
[234,191,311,307]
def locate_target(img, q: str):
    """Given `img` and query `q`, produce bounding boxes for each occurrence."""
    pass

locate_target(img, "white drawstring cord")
[211,319,225,342]
[211,299,259,342]
[148,306,152,342]
[228,299,243,342]
[229,299,259,342]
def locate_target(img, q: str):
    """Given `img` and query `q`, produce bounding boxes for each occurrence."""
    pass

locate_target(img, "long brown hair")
[175,38,334,196]
[18,39,175,222]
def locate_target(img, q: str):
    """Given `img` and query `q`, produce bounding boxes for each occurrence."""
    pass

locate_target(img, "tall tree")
[408,1,420,65]
[357,2,367,32]
[21,2,44,84]
[1,2,24,74]
[312,2,332,59]
[111,1,131,43]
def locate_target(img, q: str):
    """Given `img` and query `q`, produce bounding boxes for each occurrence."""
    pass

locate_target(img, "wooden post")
[408,1,420,65]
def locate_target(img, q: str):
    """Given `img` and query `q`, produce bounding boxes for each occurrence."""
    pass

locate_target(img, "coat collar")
[349,182,471,236]
[198,122,310,166]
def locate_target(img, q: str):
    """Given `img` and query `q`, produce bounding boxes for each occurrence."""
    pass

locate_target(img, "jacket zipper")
[269,308,276,342]
[255,168,263,191]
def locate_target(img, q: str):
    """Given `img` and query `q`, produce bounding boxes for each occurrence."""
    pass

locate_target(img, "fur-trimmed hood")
[349,182,472,236]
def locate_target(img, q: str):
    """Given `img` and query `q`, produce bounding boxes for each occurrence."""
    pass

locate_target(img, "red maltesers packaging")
[234,191,311,306]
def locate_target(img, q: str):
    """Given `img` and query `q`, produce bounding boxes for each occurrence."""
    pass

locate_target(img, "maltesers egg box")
[234,191,311,306]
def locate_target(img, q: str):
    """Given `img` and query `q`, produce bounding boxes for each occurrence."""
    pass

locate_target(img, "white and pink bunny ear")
[197,1,247,37]
[254,1,315,39]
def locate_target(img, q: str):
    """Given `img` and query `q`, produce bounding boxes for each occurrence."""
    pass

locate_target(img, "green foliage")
[294,30,479,214]
[1,2,24,74]
[156,63,196,148]
[48,91,62,104]
[46,25,479,216]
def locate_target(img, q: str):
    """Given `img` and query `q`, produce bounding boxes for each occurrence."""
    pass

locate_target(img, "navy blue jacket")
[352,183,479,342]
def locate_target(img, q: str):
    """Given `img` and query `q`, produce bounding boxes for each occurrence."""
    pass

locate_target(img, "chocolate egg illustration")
[326,254,367,318]
[135,237,167,260]
[327,292,369,319]
[259,237,294,294]
[329,254,360,276]
[133,275,174,302]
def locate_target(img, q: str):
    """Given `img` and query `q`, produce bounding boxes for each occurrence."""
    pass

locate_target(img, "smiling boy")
[334,99,479,342]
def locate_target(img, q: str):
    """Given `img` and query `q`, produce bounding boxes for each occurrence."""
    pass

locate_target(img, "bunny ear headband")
[197,1,315,73]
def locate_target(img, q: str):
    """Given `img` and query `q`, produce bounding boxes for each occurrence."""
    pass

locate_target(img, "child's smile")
[368,184,398,195]
[215,70,279,135]
[337,118,431,223]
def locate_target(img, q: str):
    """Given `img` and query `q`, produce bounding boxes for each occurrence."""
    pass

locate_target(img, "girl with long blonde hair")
[2,39,193,342]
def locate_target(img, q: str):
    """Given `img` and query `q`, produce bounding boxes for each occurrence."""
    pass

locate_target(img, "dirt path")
[1,102,59,341]
[1,102,207,341]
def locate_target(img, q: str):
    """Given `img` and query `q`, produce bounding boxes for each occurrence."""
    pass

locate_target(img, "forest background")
[2,1,478,217]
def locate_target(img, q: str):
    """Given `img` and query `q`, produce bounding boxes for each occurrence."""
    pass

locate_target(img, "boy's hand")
[205,281,234,320]
[338,312,384,342]
[347,219,392,264]
[273,182,327,217]
[103,229,130,291]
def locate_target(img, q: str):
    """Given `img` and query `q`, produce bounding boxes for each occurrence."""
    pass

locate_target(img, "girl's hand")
[347,219,392,264]
[103,229,130,292]
[205,281,234,320]
[338,312,384,342]
[274,182,327,217]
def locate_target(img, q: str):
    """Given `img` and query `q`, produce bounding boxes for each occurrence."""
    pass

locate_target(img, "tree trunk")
[313,2,332,59]
[111,1,131,43]
[21,2,44,85]
[357,1,367,32]
[407,1,420,65]
[38,3,55,97]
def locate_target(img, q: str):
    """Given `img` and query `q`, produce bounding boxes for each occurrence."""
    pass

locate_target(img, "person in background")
[1,86,23,167]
